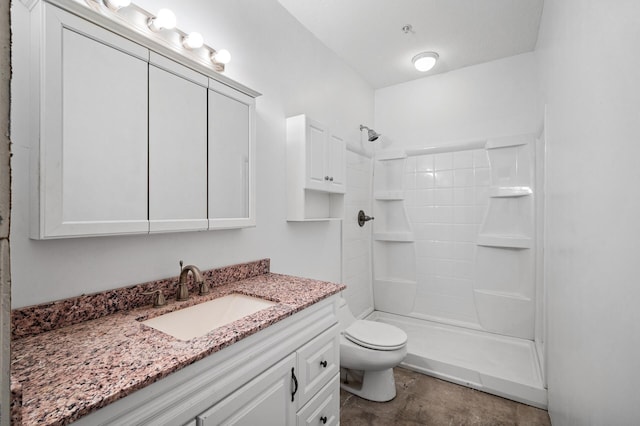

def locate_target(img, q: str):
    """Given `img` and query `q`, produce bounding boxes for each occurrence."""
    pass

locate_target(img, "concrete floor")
[340,368,552,425]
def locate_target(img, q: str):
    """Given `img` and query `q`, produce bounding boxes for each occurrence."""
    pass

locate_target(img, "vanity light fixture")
[182,32,204,50]
[104,0,131,11]
[148,8,177,32]
[412,51,439,72]
[211,49,231,65]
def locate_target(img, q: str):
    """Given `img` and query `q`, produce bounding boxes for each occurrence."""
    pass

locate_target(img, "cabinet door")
[208,79,256,229]
[305,119,329,192]
[38,5,149,238]
[149,54,208,232]
[326,134,346,193]
[197,354,297,426]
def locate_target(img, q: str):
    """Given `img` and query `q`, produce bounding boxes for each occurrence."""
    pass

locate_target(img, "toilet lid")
[344,320,407,351]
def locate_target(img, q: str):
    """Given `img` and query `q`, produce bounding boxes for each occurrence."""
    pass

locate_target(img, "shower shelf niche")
[476,234,532,249]
[489,187,532,198]
[374,191,404,201]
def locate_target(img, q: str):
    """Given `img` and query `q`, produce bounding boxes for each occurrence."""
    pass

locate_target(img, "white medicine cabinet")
[29,1,260,239]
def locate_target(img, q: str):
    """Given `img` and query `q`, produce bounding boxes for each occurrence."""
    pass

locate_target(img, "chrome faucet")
[176,260,209,301]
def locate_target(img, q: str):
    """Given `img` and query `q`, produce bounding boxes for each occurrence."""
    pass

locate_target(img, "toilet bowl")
[337,298,408,402]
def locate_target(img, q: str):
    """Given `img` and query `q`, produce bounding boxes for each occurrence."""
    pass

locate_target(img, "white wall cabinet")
[208,80,256,229]
[34,5,150,238]
[73,297,340,426]
[286,115,346,221]
[292,116,345,194]
[30,2,259,239]
[149,54,208,233]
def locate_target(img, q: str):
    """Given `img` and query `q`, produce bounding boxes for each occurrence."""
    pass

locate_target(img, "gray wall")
[0,0,10,423]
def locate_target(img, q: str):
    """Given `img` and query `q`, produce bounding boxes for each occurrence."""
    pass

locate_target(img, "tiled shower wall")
[404,149,490,326]
[342,150,374,318]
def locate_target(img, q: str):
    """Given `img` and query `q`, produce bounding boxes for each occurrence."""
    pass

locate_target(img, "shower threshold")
[368,311,547,409]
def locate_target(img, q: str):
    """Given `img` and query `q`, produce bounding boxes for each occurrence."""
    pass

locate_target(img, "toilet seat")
[344,320,407,351]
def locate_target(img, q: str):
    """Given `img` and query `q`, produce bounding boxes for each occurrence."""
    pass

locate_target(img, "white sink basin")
[141,294,277,341]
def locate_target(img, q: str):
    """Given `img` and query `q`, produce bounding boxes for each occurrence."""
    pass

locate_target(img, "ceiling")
[277,0,544,89]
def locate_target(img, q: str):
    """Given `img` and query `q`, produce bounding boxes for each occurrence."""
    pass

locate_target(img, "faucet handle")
[176,281,189,301]
[199,280,210,296]
[142,290,166,308]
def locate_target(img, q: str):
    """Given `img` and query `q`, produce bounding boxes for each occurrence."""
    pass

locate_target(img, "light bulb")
[183,32,204,50]
[148,9,177,32]
[212,49,231,65]
[412,52,439,72]
[104,0,131,11]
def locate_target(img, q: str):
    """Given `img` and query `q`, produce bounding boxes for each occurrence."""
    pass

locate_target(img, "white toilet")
[337,298,408,402]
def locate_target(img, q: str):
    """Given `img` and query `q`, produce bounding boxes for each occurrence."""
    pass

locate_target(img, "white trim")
[20,0,39,11]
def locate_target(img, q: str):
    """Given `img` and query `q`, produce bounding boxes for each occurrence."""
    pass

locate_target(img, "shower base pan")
[368,311,547,409]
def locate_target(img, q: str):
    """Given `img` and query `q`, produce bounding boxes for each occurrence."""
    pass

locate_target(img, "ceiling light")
[212,49,231,65]
[104,0,131,11]
[412,52,439,72]
[148,9,177,32]
[182,32,204,50]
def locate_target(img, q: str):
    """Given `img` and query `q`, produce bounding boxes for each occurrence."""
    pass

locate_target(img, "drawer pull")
[320,416,328,424]
[320,360,328,368]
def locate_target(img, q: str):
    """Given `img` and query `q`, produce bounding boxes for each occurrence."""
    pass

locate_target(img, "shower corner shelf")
[486,134,534,150]
[473,289,532,302]
[476,234,532,249]
[375,150,407,161]
[374,232,415,242]
[489,187,532,198]
[374,191,404,201]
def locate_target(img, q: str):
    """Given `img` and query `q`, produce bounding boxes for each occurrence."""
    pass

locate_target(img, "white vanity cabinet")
[28,0,259,239]
[286,115,346,221]
[33,4,150,238]
[73,296,340,426]
[197,324,340,426]
[149,54,208,233]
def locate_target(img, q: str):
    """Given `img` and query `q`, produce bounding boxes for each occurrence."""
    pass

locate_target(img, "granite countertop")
[11,269,344,425]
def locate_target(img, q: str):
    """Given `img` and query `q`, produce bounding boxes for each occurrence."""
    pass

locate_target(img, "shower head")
[360,125,381,142]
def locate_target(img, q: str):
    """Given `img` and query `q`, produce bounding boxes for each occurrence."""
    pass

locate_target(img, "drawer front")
[296,324,340,407]
[297,373,340,426]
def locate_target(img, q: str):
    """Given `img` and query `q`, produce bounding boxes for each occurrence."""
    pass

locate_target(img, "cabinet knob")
[324,176,330,181]
[329,177,334,182]
[320,360,328,368]
[320,416,328,424]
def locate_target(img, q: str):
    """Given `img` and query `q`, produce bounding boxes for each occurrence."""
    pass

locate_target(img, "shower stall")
[343,132,547,408]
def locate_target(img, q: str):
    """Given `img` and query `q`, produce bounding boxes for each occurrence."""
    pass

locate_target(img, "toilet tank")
[336,297,357,328]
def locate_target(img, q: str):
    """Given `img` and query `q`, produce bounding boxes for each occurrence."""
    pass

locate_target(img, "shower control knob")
[358,210,374,227]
